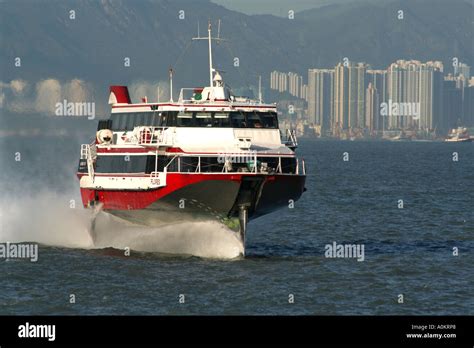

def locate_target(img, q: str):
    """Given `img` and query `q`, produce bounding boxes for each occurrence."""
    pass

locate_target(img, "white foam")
[0,191,95,248]
[93,212,244,259]
[0,191,243,259]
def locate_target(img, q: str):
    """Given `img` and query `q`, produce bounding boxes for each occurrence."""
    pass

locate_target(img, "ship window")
[119,114,126,130]
[230,112,246,128]
[214,112,228,118]
[177,112,193,118]
[142,113,149,126]
[169,112,178,126]
[95,155,150,173]
[194,112,213,127]
[260,112,278,129]
[97,119,113,131]
[146,156,155,173]
[110,112,165,131]
[161,111,178,126]
[126,114,135,131]
[177,112,194,127]
[160,113,168,126]
[213,112,230,127]
[108,111,279,129]
[135,113,144,127]
[110,114,121,131]
[151,113,161,127]
[280,157,297,174]
[246,112,263,128]
[146,155,169,173]
[180,157,199,172]
[199,157,223,172]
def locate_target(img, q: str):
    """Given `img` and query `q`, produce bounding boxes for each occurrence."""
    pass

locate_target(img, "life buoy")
[96,129,113,144]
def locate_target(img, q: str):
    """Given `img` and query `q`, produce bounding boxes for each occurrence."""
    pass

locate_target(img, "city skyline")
[270,59,473,137]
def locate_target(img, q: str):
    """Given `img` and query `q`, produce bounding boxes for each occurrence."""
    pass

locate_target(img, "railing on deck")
[80,142,97,180]
[283,129,298,149]
[162,153,304,175]
[137,127,172,146]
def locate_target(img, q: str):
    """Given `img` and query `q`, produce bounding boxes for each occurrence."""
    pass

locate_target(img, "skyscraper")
[355,63,367,128]
[334,63,349,130]
[278,72,288,93]
[301,84,308,101]
[270,71,306,98]
[307,68,334,132]
[443,75,463,129]
[419,61,444,131]
[386,60,444,131]
[270,71,278,90]
[365,82,379,132]
[288,72,305,98]
[463,85,474,127]
[333,62,367,131]
[387,60,420,129]
[366,69,387,131]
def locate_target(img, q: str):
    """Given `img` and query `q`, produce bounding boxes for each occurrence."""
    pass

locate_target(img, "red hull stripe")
[80,173,303,210]
[80,173,243,210]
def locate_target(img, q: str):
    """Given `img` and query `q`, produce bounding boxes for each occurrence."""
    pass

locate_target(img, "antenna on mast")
[258,75,262,103]
[192,19,227,88]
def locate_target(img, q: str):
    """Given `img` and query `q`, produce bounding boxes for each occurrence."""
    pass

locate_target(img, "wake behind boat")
[76,22,307,255]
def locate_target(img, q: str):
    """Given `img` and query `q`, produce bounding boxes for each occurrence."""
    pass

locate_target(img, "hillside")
[0,0,472,106]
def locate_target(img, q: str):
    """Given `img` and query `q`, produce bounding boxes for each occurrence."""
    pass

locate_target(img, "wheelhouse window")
[163,111,178,126]
[260,112,278,128]
[230,112,246,128]
[195,112,213,127]
[107,110,278,129]
[213,112,230,127]
[150,113,161,127]
[177,111,193,127]
[229,111,278,129]
[246,112,263,128]
[110,112,162,131]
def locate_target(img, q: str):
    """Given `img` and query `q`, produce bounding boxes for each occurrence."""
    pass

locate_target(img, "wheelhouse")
[104,110,279,131]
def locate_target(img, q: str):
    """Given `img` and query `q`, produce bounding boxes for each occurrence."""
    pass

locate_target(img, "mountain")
[210,0,389,17]
[0,0,472,102]
[297,0,473,70]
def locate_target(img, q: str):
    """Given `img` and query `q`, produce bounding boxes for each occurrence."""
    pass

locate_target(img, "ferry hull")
[80,173,306,227]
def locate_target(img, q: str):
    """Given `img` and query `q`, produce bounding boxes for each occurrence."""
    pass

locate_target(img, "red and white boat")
[77,23,306,254]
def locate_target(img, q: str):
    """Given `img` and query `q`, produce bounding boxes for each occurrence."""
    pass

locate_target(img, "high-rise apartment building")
[307,68,334,132]
[333,62,367,130]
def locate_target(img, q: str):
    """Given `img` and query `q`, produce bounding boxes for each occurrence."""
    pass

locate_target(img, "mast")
[193,20,226,88]
[208,21,213,87]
